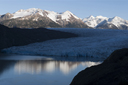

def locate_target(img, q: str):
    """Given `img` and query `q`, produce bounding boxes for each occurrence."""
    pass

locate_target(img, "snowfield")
[2,28,128,61]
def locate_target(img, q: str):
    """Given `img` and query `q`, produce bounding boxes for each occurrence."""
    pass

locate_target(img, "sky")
[0,0,128,20]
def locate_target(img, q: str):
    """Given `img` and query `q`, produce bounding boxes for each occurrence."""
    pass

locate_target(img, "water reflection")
[0,60,16,75]
[0,54,101,85]
[14,60,100,74]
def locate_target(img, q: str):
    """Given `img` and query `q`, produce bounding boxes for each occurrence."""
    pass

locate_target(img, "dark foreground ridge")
[71,48,128,85]
[0,24,78,50]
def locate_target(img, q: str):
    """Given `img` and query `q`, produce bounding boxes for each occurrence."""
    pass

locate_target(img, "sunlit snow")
[11,8,80,23]
[12,8,44,18]
[83,15,128,28]
[83,15,108,28]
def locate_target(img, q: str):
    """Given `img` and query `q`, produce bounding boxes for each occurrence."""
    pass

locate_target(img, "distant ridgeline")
[0,8,128,29]
[0,9,89,28]
[0,24,78,50]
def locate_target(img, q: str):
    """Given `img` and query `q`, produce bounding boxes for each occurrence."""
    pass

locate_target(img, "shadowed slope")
[0,24,78,50]
[71,48,128,85]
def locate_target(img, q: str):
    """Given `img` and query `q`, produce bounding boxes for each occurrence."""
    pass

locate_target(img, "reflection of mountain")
[14,60,100,74]
[81,62,101,67]
[0,60,16,75]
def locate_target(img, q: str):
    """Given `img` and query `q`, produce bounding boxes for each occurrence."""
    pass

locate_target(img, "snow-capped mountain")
[0,13,13,21]
[12,8,44,19]
[0,8,128,29]
[0,8,88,28]
[11,8,79,22]
[108,16,128,27]
[83,15,108,28]
[83,15,128,29]
[96,20,118,29]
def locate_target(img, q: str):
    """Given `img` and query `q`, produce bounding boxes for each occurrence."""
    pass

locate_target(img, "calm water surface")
[0,54,100,85]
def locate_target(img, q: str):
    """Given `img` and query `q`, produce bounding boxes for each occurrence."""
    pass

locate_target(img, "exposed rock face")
[0,13,13,21]
[0,8,89,28]
[71,48,128,85]
[0,24,77,50]
[96,20,118,29]
[0,14,61,28]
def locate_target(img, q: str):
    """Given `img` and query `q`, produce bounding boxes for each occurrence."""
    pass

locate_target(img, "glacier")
[2,28,128,61]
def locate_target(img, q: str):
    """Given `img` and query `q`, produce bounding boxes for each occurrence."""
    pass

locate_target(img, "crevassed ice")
[2,28,128,61]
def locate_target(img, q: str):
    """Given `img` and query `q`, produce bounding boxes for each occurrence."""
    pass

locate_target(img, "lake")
[1,28,128,85]
[0,54,100,85]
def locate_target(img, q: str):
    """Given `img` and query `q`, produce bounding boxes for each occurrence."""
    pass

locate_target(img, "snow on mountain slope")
[82,16,97,28]
[0,8,88,28]
[108,16,128,27]
[83,15,128,29]
[43,10,80,23]
[60,11,79,21]
[12,8,44,18]
[44,10,58,22]
[83,15,108,28]
[96,20,118,29]
[11,8,80,22]
[96,16,128,29]
[1,8,128,29]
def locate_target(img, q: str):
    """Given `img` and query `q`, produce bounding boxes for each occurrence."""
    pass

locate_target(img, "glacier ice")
[2,28,128,61]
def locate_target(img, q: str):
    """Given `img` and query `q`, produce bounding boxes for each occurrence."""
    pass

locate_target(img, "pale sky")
[0,0,128,20]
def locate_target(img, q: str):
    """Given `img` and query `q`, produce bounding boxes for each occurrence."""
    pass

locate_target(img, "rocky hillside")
[1,8,128,29]
[71,48,128,85]
[0,8,89,28]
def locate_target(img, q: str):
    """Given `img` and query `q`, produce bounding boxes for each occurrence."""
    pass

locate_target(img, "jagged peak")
[87,15,95,19]
[17,9,25,12]
[61,10,79,20]
[12,8,44,18]
[64,10,72,14]
[15,8,43,13]
[44,10,57,14]
[25,8,43,12]
[89,15,95,18]
[62,10,74,16]
[96,15,108,19]
[1,13,13,17]
[113,16,121,18]
[6,12,11,14]
[5,13,12,15]
[108,16,124,22]
[112,16,123,20]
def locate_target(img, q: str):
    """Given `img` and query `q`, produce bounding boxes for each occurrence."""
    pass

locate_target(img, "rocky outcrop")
[0,15,61,28]
[0,24,78,50]
[0,13,13,22]
[71,48,128,85]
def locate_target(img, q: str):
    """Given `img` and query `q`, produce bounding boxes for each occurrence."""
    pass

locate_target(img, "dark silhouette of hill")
[71,48,128,85]
[0,24,78,50]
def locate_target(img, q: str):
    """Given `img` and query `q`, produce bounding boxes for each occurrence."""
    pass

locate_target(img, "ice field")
[2,28,128,61]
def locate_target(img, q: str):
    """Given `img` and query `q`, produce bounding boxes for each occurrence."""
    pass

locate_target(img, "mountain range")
[0,8,128,29]
[83,15,128,29]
